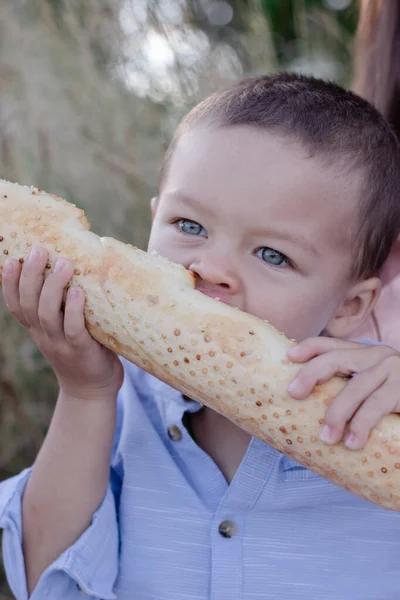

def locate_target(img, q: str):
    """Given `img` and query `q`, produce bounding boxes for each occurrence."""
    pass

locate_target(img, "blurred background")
[0,0,360,595]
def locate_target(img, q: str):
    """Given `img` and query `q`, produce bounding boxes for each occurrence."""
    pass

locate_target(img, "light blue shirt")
[2,357,400,600]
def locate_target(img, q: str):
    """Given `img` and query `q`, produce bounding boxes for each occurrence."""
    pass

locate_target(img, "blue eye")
[255,247,289,267]
[177,219,207,237]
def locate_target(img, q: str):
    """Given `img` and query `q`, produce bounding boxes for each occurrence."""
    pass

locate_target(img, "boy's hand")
[287,338,400,451]
[2,246,123,400]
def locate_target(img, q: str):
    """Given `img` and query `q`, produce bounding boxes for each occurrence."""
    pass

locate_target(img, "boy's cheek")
[147,225,182,264]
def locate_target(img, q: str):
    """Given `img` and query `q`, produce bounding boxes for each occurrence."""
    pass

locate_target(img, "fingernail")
[54,259,66,273]
[3,260,13,275]
[28,247,41,263]
[287,346,299,357]
[68,286,80,298]
[288,379,300,395]
[345,433,360,450]
[319,425,335,444]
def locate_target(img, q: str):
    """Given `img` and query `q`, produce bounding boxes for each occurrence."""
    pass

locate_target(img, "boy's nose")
[189,254,240,294]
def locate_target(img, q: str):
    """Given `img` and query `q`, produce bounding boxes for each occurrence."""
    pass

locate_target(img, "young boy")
[1,73,400,600]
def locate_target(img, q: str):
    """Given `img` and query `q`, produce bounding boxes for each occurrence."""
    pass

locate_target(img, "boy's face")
[148,125,378,341]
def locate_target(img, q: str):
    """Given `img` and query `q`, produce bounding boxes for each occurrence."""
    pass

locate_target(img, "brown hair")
[352,0,400,136]
[160,72,400,282]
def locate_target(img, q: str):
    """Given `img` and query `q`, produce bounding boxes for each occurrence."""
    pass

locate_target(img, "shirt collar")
[145,370,305,473]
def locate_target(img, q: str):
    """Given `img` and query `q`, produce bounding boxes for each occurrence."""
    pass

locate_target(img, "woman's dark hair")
[352,0,400,340]
[352,0,400,137]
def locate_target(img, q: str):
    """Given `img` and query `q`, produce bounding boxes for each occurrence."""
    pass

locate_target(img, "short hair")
[160,73,400,281]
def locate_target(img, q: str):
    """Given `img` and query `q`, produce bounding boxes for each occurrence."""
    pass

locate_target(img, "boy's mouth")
[197,288,233,306]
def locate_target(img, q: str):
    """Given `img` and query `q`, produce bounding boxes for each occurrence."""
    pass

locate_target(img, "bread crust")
[1,179,400,510]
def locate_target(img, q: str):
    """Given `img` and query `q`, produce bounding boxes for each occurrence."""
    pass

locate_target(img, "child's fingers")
[63,286,88,347]
[19,247,49,327]
[287,349,361,399]
[343,385,398,450]
[288,345,397,400]
[320,364,387,446]
[38,259,75,339]
[1,259,30,327]
[287,336,362,363]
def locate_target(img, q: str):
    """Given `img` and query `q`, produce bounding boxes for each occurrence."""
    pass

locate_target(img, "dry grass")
[0,0,163,461]
[0,1,162,593]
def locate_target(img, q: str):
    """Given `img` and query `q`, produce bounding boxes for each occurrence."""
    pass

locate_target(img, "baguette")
[1,178,400,511]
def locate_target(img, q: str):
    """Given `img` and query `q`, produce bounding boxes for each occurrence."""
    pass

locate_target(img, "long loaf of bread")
[1,179,400,510]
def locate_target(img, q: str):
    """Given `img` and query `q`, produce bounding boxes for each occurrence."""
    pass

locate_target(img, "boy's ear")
[324,277,381,339]
[151,196,159,221]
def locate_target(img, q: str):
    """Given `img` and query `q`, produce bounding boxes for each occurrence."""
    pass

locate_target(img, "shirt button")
[167,424,183,441]
[218,520,237,538]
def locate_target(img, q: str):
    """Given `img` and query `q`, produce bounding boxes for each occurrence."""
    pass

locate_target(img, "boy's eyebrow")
[251,227,320,256]
[165,191,319,256]
[163,192,216,217]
